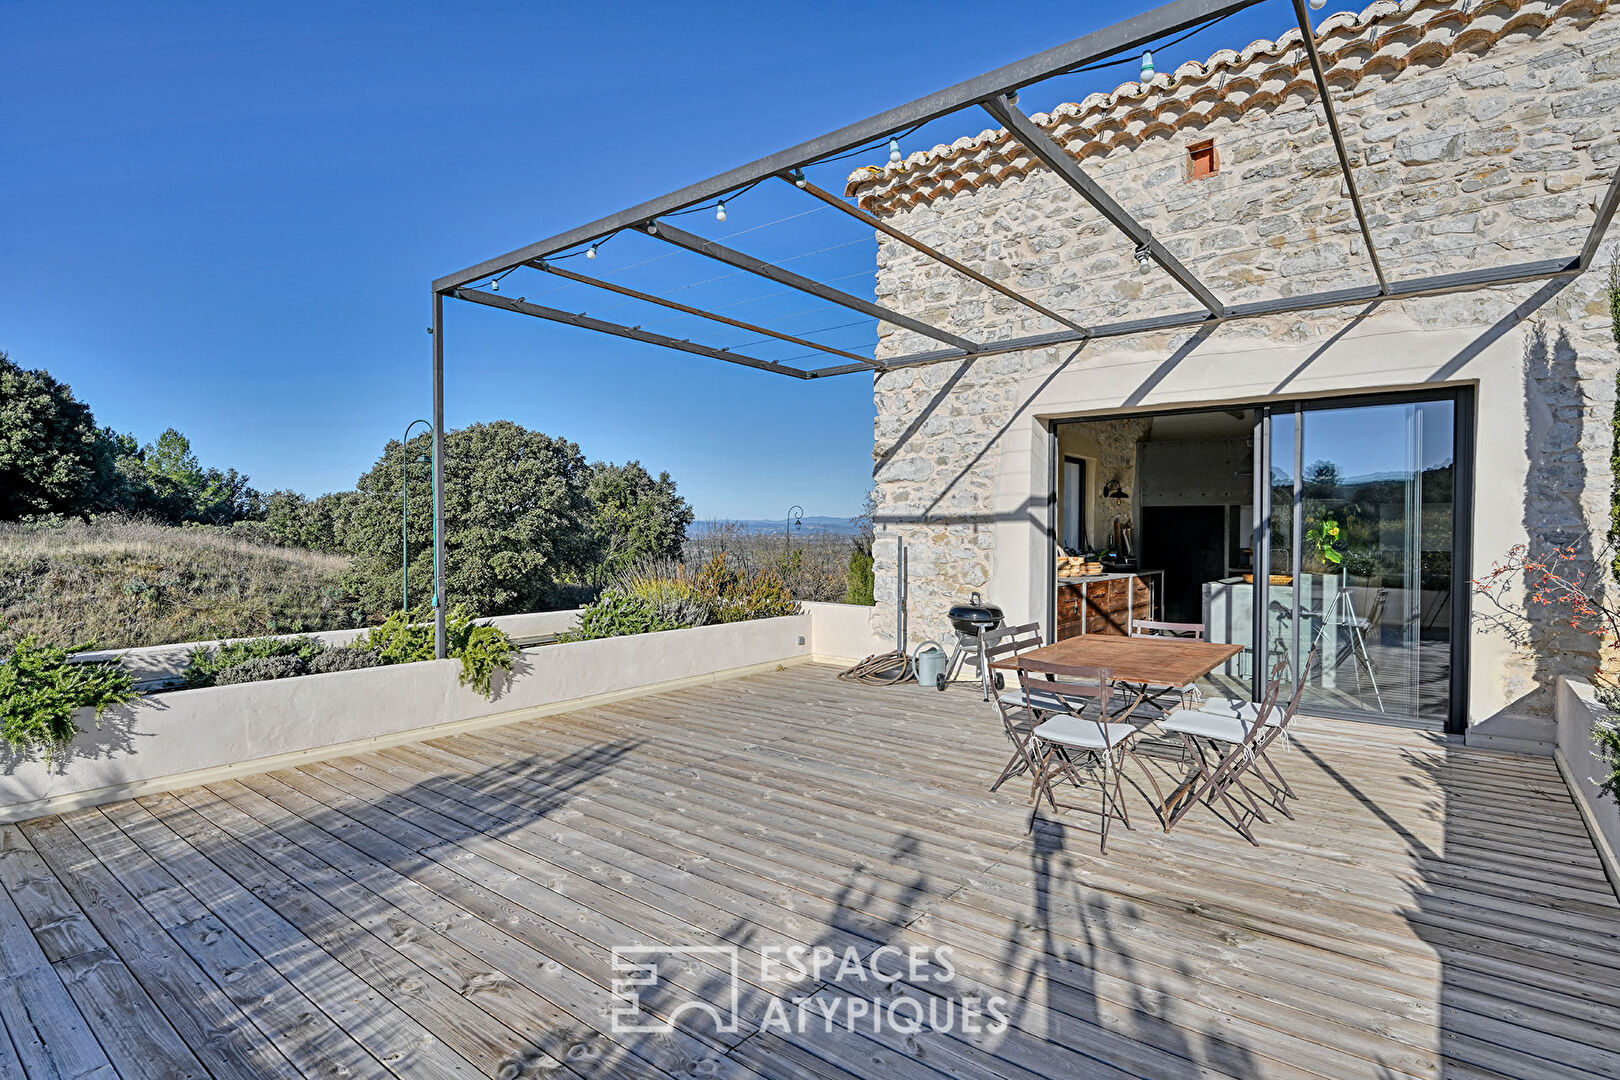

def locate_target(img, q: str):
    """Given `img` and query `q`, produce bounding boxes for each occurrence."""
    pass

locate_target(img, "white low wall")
[1554,676,1620,899]
[801,601,887,663]
[74,609,587,689]
[2,614,812,824]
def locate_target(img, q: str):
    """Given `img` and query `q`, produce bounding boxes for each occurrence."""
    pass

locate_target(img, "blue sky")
[2,1,1313,519]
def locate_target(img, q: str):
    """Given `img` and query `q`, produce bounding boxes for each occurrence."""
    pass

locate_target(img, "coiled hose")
[837,650,914,686]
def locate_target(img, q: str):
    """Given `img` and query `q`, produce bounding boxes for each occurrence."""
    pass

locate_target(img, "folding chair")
[1121,618,1207,716]
[1020,658,1161,853]
[1160,644,1318,843]
[982,624,1052,792]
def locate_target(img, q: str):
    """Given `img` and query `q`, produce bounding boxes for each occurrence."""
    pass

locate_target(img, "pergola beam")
[432,0,1266,292]
[1579,164,1620,270]
[782,175,1090,334]
[982,93,1228,316]
[528,258,880,367]
[454,288,815,378]
[642,219,977,353]
[1291,0,1388,294]
[829,255,1583,375]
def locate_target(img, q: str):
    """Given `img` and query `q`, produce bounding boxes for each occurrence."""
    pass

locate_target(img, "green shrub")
[216,655,305,685]
[1593,686,1620,802]
[846,545,875,606]
[0,638,138,764]
[566,590,688,641]
[361,607,516,697]
[565,553,801,641]
[307,647,380,674]
[185,634,322,689]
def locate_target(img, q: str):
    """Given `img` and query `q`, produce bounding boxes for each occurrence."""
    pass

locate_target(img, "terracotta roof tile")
[845,0,1610,213]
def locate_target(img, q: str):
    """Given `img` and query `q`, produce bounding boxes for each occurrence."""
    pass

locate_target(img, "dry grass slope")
[0,519,356,651]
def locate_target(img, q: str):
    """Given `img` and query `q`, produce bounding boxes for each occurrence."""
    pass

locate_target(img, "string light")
[888,138,902,164]
[586,243,599,260]
[1140,50,1155,82]
[1133,243,1152,275]
[791,169,807,187]
[1309,0,1327,8]
[716,200,728,222]
[490,279,500,292]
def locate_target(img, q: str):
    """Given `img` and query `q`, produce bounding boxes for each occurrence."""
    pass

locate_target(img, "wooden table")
[990,635,1243,686]
[992,636,1247,823]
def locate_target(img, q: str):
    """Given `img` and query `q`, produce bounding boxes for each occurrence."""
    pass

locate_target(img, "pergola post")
[432,289,447,659]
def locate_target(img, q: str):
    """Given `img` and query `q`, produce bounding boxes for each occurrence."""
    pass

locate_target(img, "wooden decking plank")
[202,775,766,1080]
[97,797,495,1080]
[4,664,1616,1080]
[51,947,209,1080]
[0,849,118,1080]
[17,815,304,1080]
[61,805,394,1080]
[481,706,1620,976]
[139,788,539,1079]
[232,764,799,1041]
[420,717,1418,1077]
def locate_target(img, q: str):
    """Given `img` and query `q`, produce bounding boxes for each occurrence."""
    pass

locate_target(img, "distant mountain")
[691,516,861,537]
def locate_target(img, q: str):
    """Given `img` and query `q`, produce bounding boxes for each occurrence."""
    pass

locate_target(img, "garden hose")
[837,650,914,686]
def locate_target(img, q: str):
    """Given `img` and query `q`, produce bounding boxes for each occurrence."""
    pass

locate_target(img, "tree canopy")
[587,460,695,578]
[0,351,103,518]
[342,420,600,617]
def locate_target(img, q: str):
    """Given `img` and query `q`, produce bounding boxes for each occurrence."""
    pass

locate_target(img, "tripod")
[1310,586,1385,713]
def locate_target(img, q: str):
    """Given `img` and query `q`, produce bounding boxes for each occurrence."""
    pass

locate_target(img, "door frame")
[1047,386,1474,734]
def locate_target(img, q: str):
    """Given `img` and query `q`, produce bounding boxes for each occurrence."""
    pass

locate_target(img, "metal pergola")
[425,0,1620,655]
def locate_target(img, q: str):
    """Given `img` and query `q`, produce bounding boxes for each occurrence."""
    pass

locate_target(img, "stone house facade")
[848,0,1619,748]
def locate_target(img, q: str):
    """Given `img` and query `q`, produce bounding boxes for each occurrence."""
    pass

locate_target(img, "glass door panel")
[1279,398,1456,723]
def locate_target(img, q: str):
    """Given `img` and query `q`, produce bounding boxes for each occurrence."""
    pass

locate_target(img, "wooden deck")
[2,662,1618,1079]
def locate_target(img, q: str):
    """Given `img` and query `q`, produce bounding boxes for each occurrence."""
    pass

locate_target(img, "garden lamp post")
[401,418,433,612]
[786,505,803,560]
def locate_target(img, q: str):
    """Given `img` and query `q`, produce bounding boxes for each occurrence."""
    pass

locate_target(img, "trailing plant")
[361,606,516,697]
[0,638,138,764]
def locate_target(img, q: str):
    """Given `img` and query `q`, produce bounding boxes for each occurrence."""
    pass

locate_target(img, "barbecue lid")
[947,591,1003,622]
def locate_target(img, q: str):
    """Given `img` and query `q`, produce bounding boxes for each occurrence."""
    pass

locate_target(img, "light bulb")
[888,138,902,164]
[1140,50,1155,82]
[1133,244,1152,275]
[586,244,598,260]
[792,170,807,188]
[490,279,500,292]
[716,201,727,222]
[1309,0,1326,8]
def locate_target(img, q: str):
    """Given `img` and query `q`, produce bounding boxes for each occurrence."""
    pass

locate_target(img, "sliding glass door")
[1259,393,1463,727]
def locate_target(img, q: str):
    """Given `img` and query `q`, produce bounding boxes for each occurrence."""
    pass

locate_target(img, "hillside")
[0,519,357,651]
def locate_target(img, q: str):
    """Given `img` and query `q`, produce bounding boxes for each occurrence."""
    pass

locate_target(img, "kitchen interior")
[1053,409,1257,693]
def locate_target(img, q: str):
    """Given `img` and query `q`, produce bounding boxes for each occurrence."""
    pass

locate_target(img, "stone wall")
[854,0,1620,735]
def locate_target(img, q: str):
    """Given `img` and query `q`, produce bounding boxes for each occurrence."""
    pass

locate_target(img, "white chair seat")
[1032,714,1139,751]
[1190,697,1282,726]
[1159,709,1270,744]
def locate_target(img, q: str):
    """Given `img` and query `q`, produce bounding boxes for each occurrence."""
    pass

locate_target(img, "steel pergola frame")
[424,0,1620,654]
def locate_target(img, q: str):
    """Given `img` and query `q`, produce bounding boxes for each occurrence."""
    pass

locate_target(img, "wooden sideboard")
[1055,570,1162,640]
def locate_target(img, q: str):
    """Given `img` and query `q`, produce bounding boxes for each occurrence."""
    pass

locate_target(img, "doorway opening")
[1050,390,1470,732]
